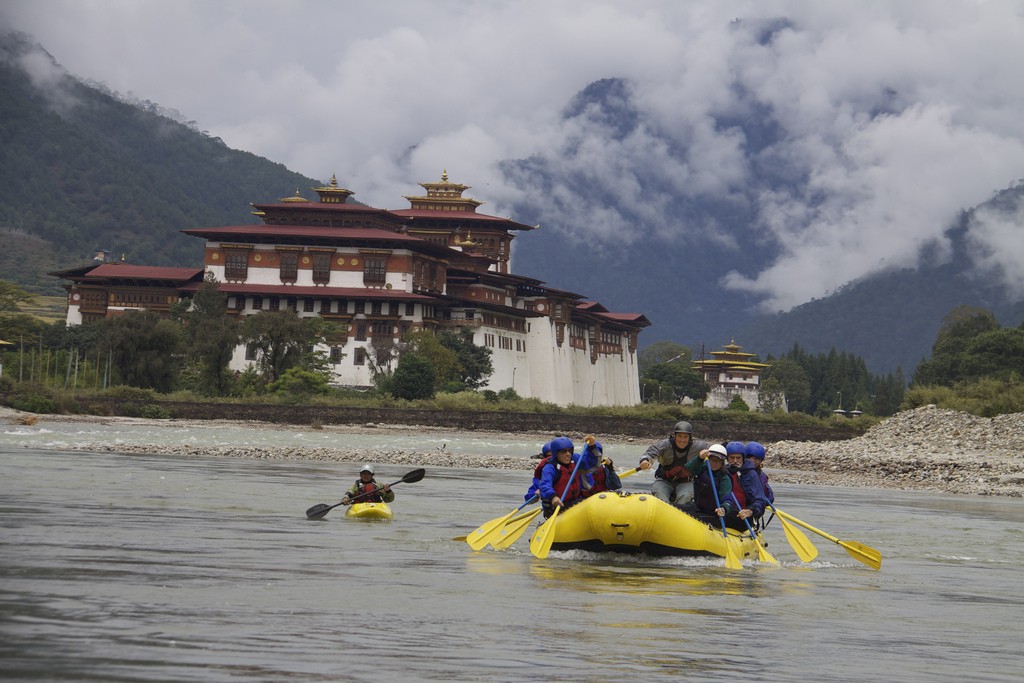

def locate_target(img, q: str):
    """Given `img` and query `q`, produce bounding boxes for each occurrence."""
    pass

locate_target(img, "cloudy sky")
[3,0,1024,310]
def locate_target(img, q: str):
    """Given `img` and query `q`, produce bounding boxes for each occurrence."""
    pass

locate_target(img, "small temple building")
[52,172,650,407]
[693,341,770,411]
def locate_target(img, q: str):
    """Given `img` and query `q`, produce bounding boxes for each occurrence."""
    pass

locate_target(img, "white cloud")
[2,0,1024,309]
[966,192,1024,298]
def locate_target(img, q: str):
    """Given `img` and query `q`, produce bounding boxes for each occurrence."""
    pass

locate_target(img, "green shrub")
[10,394,58,414]
[140,403,173,419]
[102,386,157,401]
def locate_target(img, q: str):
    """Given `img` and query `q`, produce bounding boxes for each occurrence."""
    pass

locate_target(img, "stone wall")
[65,396,861,443]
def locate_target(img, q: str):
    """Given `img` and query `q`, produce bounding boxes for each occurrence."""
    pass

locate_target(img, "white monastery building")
[54,172,650,407]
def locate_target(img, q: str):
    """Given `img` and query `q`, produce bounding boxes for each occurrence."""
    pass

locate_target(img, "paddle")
[491,465,641,550]
[466,495,539,550]
[767,502,818,562]
[305,468,426,520]
[708,460,743,569]
[490,508,544,549]
[730,493,778,564]
[529,437,594,559]
[773,508,882,570]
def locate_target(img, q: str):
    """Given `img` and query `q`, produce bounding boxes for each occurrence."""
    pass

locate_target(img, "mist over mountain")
[503,75,1024,375]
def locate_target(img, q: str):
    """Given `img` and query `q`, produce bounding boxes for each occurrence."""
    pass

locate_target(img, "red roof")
[82,264,205,281]
[390,208,536,231]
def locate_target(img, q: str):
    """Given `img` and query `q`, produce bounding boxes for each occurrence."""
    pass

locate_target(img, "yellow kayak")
[345,501,394,520]
[541,491,761,558]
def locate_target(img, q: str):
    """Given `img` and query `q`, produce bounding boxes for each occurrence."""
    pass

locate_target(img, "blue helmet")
[745,441,766,460]
[542,441,553,456]
[550,436,575,453]
[726,441,746,455]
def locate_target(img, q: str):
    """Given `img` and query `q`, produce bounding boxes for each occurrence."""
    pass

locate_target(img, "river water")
[2,419,1022,682]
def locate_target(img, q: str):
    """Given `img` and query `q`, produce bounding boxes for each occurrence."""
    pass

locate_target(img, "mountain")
[0,31,320,294]
[502,78,1024,375]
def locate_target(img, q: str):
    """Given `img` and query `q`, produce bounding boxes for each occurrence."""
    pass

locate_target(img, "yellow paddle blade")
[779,517,818,562]
[529,506,561,559]
[724,537,743,570]
[775,509,882,570]
[491,509,543,549]
[466,508,519,550]
[840,540,883,570]
[754,536,779,564]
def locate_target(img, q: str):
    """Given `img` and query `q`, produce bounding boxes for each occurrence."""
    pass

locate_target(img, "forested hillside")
[0,32,320,294]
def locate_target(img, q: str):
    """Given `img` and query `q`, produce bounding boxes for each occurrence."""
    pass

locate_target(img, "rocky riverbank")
[3,404,1022,497]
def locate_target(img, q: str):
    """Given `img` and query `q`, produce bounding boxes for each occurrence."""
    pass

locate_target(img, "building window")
[233,296,245,311]
[245,343,258,361]
[312,252,331,284]
[225,251,248,281]
[364,256,387,286]
[252,296,263,311]
[329,347,343,364]
[355,323,367,341]
[370,321,391,338]
[354,301,365,315]
[268,298,280,311]
[303,299,315,313]
[405,302,415,317]
[354,347,366,365]
[371,301,383,316]
[279,251,298,283]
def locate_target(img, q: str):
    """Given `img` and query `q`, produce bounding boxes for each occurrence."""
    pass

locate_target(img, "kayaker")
[341,463,395,505]
[683,443,737,519]
[538,436,601,517]
[637,420,711,508]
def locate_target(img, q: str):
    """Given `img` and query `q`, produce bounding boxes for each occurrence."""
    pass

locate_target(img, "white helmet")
[360,463,374,474]
[707,444,728,460]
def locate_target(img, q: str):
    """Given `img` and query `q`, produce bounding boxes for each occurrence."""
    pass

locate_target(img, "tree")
[176,275,240,395]
[0,279,34,315]
[727,394,750,411]
[102,311,182,392]
[439,329,493,390]
[240,310,329,382]
[758,377,786,413]
[390,353,436,400]
[760,358,811,412]
[642,361,706,402]
[913,306,1000,386]
[638,341,691,376]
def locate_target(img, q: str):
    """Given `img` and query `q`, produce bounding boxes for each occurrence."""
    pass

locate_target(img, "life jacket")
[542,460,583,503]
[355,480,383,503]
[659,460,692,483]
[728,469,747,509]
[583,466,608,498]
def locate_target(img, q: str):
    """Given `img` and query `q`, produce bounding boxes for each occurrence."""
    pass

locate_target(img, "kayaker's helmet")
[672,421,693,435]
[360,463,375,474]
[726,441,746,456]
[707,444,728,461]
[550,436,574,454]
[744,442,766,460]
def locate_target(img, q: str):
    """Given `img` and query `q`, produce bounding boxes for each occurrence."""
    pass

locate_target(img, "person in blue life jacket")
[724,440,764,531]
[740,441,774,521]
[341,463,395,505]
[538,436,601,518]
[524,440,555,502]
[682,443,737,520]
[581,442,622,498]
[637,421,711,508]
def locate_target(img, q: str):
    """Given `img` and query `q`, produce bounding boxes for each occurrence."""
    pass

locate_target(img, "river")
[1,419,1022,682]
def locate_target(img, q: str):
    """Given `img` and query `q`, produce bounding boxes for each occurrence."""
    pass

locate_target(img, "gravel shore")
[3,404,1022,498]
